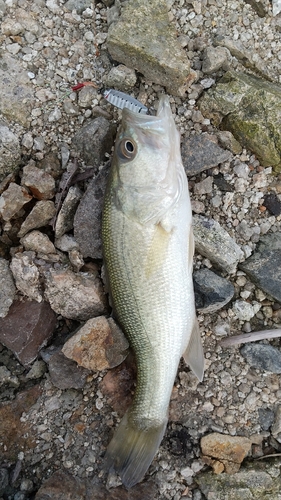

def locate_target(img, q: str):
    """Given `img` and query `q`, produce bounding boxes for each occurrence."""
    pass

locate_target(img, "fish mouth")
[122,95,171,132]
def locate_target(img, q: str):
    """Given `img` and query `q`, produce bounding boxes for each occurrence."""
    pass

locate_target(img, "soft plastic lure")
[102,89,148,114]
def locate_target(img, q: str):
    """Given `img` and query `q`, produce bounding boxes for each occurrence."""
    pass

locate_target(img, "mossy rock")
[198,71,281,173]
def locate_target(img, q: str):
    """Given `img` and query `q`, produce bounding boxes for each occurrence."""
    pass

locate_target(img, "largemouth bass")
[102,95,204,488]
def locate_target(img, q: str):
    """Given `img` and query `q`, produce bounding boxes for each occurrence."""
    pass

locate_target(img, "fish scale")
[102,95,204,488]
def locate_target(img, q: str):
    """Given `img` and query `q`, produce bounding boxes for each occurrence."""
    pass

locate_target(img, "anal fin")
[182,317,204,382]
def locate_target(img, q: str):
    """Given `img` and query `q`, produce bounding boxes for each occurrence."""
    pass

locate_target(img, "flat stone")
[62,316,129,371]
[239,232,281,303]
[18,200,56,237]
[10,251,42,302]
[193,215,244,274]
[0,182,32,221]
[240,343,281,373]
[21,163,55,200]
[194,176,213,195]
[74,163,110,259]
[181,135,231,176]
[0,257,15,317]
[47,351,90,390]
[34,470,86,500]
[196,460,281,500]
[0,385,42,461]
[72,117,116,167]
[55,186,83,238]
[199,71,281,172]
[0,124,21,182]
[44,267,107,321]
[216,130,243,155]
[0,53,35,127]
[107,0,190,96]
[0,299,57,366]
[194,268,234,313]
[201,432,252,474]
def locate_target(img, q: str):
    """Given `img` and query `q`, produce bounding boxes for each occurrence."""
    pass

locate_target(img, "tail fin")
[105,411,167,488]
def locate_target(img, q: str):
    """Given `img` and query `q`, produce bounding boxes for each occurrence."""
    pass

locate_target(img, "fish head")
[111,95,185,224]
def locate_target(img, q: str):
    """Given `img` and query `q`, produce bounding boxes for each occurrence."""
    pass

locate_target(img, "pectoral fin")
[183,317,204,382]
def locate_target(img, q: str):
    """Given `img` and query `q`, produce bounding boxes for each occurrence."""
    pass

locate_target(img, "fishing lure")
[102,89,148,114]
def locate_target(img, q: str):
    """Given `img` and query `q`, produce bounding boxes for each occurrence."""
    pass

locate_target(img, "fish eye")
[118,138,137,160]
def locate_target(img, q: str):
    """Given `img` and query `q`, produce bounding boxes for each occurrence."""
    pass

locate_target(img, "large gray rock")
[74,162,110,259]
[107,0,190,96]
[72,117,116,167]
[193,215,244,274]
[182,135,231,176]
[0,124,21,182]
[0,54,35,127]
[199,71,281,172]
[239,232,281,303]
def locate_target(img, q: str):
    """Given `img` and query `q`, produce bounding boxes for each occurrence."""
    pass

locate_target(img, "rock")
[55,234,79,252]
[100,359,135,416]
[55,186,83,238]
[194,268,235,313]
[10,252,42,302]
[18,200,56,237]
[233,300,261,321]
[263,193,281,216]
[216,130,242,154]
[0,385,42,461]
[194,176,213,195]
[64,0,92,14]
[239,232,281,303]
[196,460,281,500]
[0,257,15,317]
[0,53,35,127]
[0,365,19,387]
[181,135,231,176]
[35,469,158,500]
[68,248,85,271]
[0,182,32,221]
[0,468,9,496]
[0,299,57,366]
[202,46,230,74]
[77,86,98,109]
[34,470,86,500]
[271,405,281,436]
[240,343,281,374]
[107,0,190,96]
[74,163,110,259]
[272,0,281,16]
[25,360,47,380]
[72,117,116,167]
[20,230,56,254]
[243,0,267,17]
[62,316,129,371]
[201,432,252,474]
[0,124,21,182]
[104,65,137,91]
[193,215,244,274]
[21,163,56,200]
[258,407,275,431]
[47,351,90,390]
[214,37,271,81]
[198,71,281,172]
[44,267,107,321]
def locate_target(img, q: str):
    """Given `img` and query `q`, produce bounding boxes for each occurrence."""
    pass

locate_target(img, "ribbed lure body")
[102,95,204,488]
[103,89,148,114]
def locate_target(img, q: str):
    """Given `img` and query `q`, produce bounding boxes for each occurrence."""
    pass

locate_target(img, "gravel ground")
[1,0,281,499]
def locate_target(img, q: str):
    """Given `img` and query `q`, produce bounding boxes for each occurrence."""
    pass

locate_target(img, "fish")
[101,95,204,488]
